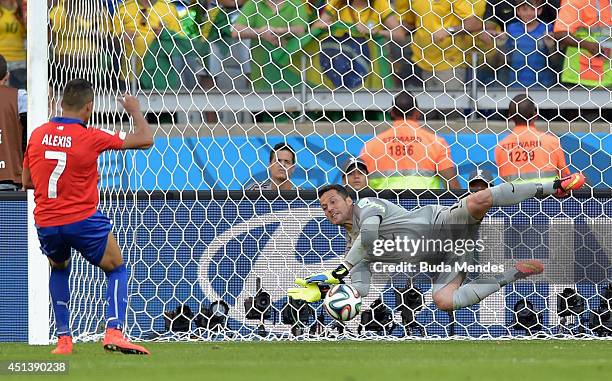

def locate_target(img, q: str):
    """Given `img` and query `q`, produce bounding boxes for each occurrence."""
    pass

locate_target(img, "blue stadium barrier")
[101,133,611,190]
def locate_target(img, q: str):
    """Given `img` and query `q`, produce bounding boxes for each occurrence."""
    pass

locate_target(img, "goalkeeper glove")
[294,264,350,287]
[287,283,324,303]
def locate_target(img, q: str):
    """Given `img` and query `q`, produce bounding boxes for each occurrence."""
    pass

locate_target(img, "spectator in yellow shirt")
[312,0,405,90]
[314,0,405,43]
[49,0,112,89]
[112,0,183,80]
[397,0,485,90]
[0,0,26,88]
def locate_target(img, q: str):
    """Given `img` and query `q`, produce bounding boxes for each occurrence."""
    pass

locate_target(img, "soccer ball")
[323,284,362,321]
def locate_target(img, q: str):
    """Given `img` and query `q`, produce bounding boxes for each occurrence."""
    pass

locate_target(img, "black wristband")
[331,264,349,280]
[318,284,331,299]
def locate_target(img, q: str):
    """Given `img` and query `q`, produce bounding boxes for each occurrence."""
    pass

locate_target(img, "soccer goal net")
[39,0,611,341]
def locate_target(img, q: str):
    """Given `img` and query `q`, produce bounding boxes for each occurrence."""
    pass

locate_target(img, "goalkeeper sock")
[332,263,350,279]
[50,264,71,336]
[452,279,501,310]
[495,267,522,287]
[489,182,555,207]
[452,267,525,309]
[105,264,128,330]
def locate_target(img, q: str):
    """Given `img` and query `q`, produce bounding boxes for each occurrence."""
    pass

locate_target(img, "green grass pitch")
[1,341,611,380]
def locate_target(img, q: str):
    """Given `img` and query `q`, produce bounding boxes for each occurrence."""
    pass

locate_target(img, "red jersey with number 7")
[23,117,126,227]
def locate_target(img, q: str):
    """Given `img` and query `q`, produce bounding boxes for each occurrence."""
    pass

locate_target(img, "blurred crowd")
[0,0,611,95]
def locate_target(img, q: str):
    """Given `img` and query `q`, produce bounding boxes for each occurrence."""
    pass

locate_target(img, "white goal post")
[27,0,50,345]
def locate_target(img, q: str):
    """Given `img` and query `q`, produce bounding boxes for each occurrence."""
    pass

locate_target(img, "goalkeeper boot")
[554,173,586,198]
[51,335,73,355]
[103,328,150,355]
[515,259,544,279]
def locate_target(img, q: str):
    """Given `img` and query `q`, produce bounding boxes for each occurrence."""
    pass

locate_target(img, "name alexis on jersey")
[42,134,72,148]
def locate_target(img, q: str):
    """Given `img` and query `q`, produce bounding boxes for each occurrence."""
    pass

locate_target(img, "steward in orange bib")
[360,92,460,190]
[495,95,570,183]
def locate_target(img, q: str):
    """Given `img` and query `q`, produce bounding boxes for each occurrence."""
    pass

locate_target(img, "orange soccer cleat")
[554,173,586,198]
[51,336,73,355]
[103,328,150,355]
[515,259,544,279]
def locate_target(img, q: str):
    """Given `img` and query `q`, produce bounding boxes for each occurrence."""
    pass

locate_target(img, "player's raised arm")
[117,95,154,150]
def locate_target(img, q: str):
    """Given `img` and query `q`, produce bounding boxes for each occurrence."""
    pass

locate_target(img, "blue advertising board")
[2,194,610,341]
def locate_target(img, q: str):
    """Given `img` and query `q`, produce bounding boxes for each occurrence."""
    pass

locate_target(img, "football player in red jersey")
[22,79,154,355]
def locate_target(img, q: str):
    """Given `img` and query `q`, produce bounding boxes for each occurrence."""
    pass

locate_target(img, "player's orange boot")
[515,259,544,279]
[103,328,150,355]
[51,336,73,355]
[554,173,586,198]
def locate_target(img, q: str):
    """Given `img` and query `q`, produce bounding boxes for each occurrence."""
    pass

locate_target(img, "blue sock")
[105,264,128,330]
[50,264,71,337]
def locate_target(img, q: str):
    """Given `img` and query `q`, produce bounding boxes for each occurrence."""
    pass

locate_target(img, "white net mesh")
[41,0,612,341]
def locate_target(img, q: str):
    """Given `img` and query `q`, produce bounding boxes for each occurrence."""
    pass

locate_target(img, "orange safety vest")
[495,124,570,183]
[360,120,455,189]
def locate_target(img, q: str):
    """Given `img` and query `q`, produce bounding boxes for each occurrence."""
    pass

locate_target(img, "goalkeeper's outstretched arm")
[347,260,372,297]
[343,235,374,297]
[347,218,379,265]
[287,234,372,301]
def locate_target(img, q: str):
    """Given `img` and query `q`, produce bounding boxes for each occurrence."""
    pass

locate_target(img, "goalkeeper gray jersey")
[345,198,447,263]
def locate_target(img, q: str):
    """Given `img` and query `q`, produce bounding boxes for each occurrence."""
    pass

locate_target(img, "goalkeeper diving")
[288,174,585,311]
